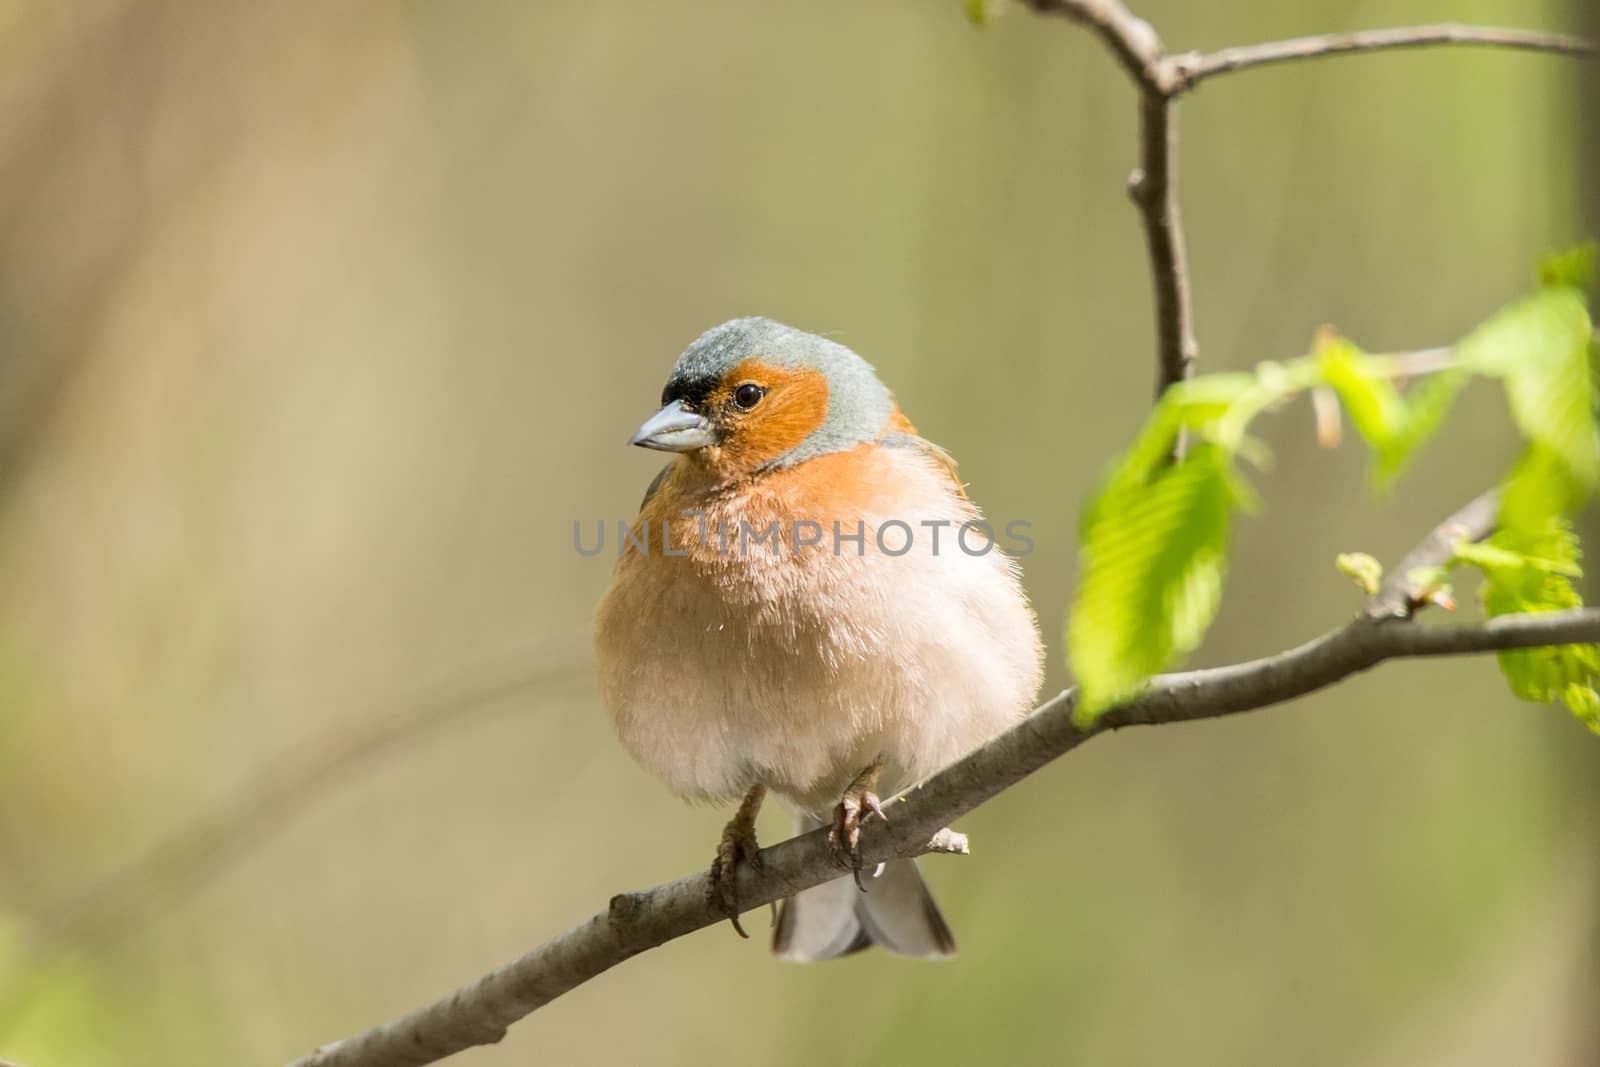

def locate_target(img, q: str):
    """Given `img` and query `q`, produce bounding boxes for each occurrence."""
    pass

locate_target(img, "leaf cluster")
[1068,247,1600,732]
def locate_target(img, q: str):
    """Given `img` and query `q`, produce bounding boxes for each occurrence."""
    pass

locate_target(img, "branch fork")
[1022,1,1592,403]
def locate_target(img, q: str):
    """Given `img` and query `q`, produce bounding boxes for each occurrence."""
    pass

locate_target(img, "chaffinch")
[593,318,1043,961]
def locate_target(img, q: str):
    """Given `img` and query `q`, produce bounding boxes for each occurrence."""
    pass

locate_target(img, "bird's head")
[628,318,894,478]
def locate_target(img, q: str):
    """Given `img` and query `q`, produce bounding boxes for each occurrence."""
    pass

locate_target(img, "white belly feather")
[594,449,1044,817]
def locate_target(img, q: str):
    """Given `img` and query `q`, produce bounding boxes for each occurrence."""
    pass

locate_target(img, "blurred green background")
[1,1,1597,1064]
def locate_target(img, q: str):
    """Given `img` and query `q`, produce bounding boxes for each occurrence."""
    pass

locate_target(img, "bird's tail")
[771,813,957,962]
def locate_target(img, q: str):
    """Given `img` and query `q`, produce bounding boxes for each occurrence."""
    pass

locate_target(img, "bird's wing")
[639,462,674,512]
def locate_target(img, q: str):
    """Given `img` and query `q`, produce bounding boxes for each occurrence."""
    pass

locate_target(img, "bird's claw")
[709,825,763,937]
[828,787,888,891]
[708,786,766,938]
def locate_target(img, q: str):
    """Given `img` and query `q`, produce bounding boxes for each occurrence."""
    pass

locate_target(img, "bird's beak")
[628,399,716,452]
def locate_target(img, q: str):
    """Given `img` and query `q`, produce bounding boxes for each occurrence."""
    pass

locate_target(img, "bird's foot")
[827,760,888,890]
[708,784,766,938]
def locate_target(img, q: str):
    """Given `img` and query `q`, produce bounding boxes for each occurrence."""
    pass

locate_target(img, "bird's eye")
[732,383,766,411]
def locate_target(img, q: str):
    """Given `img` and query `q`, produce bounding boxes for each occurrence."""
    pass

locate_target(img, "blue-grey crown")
[665,317,894,467]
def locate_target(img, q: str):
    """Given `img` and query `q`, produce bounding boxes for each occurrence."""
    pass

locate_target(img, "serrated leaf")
[1467,510,1585,610]
[1455,288,1599,491]
[1069,444,1238,723]
[1493,631,1600,726]
[1453,538,1580,578]
[1454,490,1600,730]
[1562,681,1600,733]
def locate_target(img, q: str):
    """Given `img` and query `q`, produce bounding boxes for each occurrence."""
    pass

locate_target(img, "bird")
[593,317,1044,961]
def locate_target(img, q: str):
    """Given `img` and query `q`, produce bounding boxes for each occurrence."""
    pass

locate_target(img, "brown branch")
[1382,345,1457,380]
[1017,5,1594,409]
[1368,490,1500,619]
[1176,24,1596,89]
[1018,0,1170,93]
[285,602,1600,1067]
[1129,90,1197,399]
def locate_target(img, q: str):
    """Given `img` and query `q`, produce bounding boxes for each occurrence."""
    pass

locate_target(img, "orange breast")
[625,405,963,563]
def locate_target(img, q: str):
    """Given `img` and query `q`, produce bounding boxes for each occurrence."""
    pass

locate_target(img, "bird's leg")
[829,756,888,890]
[708,783,766,938]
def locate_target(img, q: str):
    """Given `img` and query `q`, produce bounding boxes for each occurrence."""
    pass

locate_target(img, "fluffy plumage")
[593,318,1044,959]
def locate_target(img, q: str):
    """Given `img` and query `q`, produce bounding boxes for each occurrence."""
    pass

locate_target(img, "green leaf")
[1562,681,1600,732]
[1454,288,1590,376]
[1538,242,1596,293]
[1104,373,1258,499]
[1499,442,1587,537]
[1501,337,1599,494]
[1454,287,1599,491]
[1315,335,1406,478]
[1069,444,1239,723]
[1309,331,1471,487]
[1453,489,1600,733]
[1335,552,1383,596]
[1382,368,1467,485]
[1453,538,1580,578]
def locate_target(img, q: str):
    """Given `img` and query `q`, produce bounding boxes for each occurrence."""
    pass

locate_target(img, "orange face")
[696,359,831,476]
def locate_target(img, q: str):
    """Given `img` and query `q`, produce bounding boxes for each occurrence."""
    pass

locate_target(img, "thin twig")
[1129,91,1197,398]
[285,603,1600,1067]
[1017,6,1595,408]
[1176,24,1596,89]
[1368,490,1500,619]
[1019,0,1170,93]
[1381,346,1456,380]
